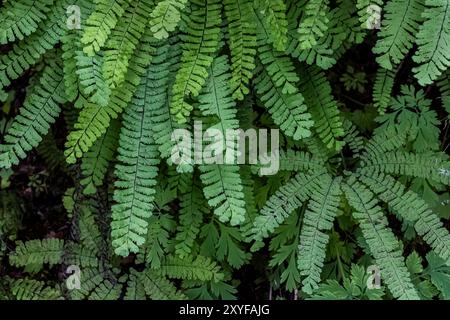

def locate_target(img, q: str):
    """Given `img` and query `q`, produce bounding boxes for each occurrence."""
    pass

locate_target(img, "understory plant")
[0,0,449,300]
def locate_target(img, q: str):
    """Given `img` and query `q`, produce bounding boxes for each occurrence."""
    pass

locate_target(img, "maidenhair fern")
[1,0,449,302]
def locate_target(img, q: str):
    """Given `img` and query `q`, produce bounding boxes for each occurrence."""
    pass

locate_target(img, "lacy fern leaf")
[373,0,423,70]
[0,62,67,169]
[111,76,160,257]
[412,0,450,85]
[170,0,222,123]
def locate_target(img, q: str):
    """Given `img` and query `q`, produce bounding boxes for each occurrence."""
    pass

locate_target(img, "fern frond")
[437,70,450,118]
[64,32,156,164]
[149,0,188,40]
[298,176,342,294]
[103,0,153,89]
[358,171,450,262]
[0,62,66,169]
[139,269,187,299]
[80,119,120,195]
[61,0,94,103]
[144,38,184,162]
[254,65,313,140]
[199,163,247,225]
[373,68,395,114]
[297,0,330,50]
[0,0,67,90]
[276,149,326,172]
[0,0,54,44]
[161,255,224,282]
[356,0,384,29]
[125,270,147,300]
[224,0,257,100]
[360,151,450,186]
[254,0,288,51]
[373,0,423,70]
[170,0,222,124]
[81,0,130,56]
[64,243,100,269]
[76,52,111,107]
[69,204,103,259]
[175,176,207,258]
[197,56,246,226]
[9,239,64,274]
[36,132,67,171]
[256,18,299,95]
[250,170,328,245]
[69,268,123,300]
[137,214,175,268]
[343,179,420,300]
[10,279,61,300]
[342,120,365,157]
[111,76,161,257]
[298,65,345,150]
[412,0,450,85]
[286,0,333,69]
